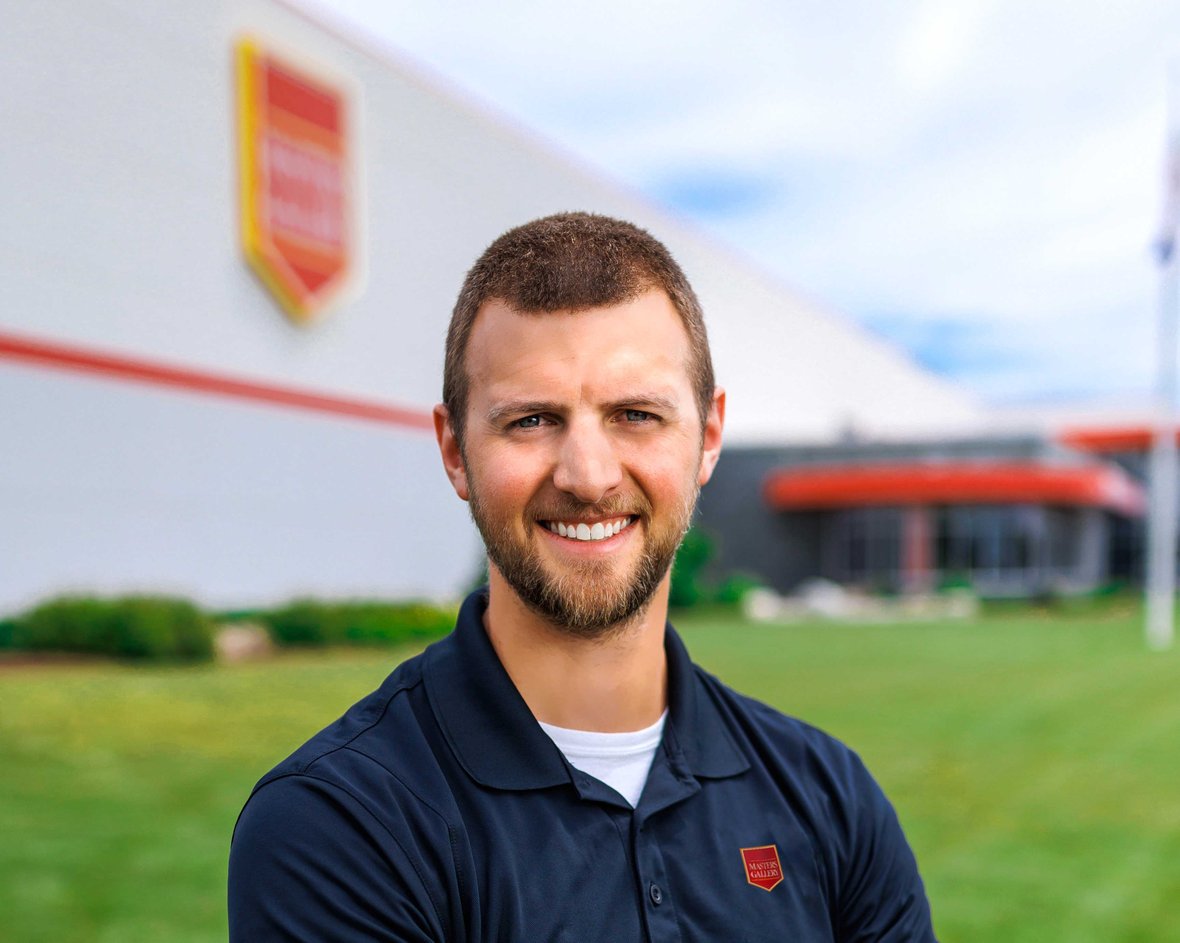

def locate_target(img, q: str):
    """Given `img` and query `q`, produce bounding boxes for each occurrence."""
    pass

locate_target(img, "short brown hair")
[442,212,715,446]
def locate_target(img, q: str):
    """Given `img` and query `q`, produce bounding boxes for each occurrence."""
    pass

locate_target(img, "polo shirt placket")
[424,592,756,941]
[628,744,698,943]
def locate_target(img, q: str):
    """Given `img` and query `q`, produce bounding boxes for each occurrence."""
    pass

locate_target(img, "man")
[228,212,937,941]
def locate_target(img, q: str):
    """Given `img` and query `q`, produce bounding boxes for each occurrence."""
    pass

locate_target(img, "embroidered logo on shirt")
[740,844,784,891]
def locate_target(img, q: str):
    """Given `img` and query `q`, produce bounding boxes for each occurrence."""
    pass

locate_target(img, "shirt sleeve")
[228,773,447,942]
[832,752,938,943]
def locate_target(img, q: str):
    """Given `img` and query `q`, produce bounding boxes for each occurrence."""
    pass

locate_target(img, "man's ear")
[697,388,725,487]
[434,404,470,501]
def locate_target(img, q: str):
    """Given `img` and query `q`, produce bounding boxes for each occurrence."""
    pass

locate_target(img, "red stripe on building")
[1059,425,1179,454]
[764,462,1145,516]
[0,330,434,431]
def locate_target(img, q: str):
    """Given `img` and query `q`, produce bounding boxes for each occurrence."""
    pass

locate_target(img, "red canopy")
[763,462,1145,516]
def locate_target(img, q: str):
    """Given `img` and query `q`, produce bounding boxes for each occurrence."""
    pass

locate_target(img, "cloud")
[310,0,1180,408]
[896,0,994,92]
[864,305,1156,404]
[647,166,780,219]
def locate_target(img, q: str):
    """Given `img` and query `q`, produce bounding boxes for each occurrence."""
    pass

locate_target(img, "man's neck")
[482,571,669,733]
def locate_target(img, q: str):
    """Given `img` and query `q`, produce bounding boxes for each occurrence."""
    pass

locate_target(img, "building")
[1,0,981,615]
[699,429,1149,599]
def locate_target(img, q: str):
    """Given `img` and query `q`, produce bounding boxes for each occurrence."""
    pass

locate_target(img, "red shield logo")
[740,844,784,892]
[236,39,354,323]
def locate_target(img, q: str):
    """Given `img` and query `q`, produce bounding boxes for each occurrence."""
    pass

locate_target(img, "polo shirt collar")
[423,589,748,792]
[663,621,749,780]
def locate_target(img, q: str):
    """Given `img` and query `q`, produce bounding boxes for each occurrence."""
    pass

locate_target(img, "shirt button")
[649,883,663,906]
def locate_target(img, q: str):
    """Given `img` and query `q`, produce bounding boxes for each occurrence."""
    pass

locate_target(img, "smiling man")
[228,213,937,941]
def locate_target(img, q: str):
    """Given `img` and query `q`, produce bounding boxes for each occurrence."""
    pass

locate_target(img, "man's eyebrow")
[484,394,681,425]
[609,394,680,414]
[484,401,564,425]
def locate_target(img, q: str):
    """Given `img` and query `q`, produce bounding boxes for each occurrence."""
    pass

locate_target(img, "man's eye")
[624,409,655,423]
[513,415,543,429]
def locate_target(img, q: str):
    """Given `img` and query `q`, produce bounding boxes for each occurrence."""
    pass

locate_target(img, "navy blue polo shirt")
[229,589,936,941]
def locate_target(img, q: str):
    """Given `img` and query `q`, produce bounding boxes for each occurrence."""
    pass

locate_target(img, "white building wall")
[0,366,464,611]
[0,0,982,613]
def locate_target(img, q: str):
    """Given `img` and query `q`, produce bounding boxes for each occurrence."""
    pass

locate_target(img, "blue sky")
[308,0,1180,408]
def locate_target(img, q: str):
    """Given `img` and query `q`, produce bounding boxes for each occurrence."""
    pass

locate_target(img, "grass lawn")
[2,601,1178,941]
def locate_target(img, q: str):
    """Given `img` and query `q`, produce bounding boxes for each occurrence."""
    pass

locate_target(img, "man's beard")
[468,485,698,639]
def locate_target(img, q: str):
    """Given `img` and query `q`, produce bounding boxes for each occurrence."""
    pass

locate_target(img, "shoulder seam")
[333,743,453,825]
[253,770,450,932]
[281,674,423,780]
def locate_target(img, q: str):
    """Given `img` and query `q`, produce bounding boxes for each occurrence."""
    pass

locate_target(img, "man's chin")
[495,558,665,639]
[475,502,682,637]
[521,585,658,639]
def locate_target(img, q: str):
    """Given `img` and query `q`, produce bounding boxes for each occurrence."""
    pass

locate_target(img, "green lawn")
[2,604,1178,942]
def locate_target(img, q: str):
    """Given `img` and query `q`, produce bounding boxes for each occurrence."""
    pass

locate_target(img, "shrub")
[110,597,215,660]
[11,596,215,661]
[260,600,456,648]
[714,573,763,606]
[259,600,333,646]
[0,617,15,650]
[669,527,715,608]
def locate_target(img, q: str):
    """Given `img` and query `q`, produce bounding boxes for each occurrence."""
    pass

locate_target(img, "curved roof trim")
[763,462,1145,516]
[1059,425,1179,455]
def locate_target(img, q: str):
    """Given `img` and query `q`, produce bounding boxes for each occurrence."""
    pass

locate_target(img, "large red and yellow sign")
[236,39,354,323]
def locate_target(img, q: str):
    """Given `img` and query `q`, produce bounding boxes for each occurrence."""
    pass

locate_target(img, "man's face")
[436,290,724,637]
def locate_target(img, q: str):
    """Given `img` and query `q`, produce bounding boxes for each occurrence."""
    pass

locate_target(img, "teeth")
[545,517,633,542]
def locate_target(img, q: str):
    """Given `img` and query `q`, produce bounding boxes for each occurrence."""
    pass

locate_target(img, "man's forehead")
[464,294,693,397]
[469,292,689,358]
[466,291,689,351]
[471,286,679,324]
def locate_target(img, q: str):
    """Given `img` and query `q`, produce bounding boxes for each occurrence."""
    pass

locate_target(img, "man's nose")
[552,421,623,504]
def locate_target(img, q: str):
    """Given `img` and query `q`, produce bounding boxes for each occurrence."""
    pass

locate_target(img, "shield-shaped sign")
[236,39,355,323]
[740,844,784,891]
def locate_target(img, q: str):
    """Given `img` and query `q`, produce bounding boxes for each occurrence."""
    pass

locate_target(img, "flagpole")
[1146,65,1180,652]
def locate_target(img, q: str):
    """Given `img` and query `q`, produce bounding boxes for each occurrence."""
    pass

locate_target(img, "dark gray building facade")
[698,431,1148,598]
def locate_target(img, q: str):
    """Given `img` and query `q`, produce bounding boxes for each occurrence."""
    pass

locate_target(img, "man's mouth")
[542,517,636,542]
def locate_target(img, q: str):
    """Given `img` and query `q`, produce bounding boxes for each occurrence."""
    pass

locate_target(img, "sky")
[305,0,1180,410]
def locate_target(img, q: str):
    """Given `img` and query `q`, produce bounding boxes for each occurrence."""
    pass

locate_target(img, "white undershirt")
[538,710,668,808]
